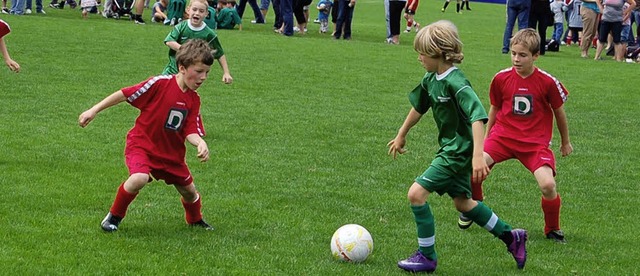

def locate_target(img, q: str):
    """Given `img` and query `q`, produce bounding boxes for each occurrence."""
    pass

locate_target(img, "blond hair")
[413,20,464,64]
[510,28,540,55]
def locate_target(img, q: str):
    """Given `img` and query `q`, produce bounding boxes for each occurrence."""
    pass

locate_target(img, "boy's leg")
[459,200,528,269]
[534,166,565,242]
[175,184,214,230]
[441,0,449,12]
[101,176,146,232]
[397,183,437,273]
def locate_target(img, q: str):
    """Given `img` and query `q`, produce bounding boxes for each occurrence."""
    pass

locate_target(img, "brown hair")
[510,28,540,55]
[175,39,215,68]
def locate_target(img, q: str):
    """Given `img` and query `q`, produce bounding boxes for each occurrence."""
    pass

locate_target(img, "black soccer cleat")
[546,230,567,243]
[457,213,473,229]
[190,219,214,231]
[101,212,122,232]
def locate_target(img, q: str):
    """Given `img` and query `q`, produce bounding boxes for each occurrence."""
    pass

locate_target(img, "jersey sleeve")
[408,83,431,114]
[488,73,504,108]
[164,24,182,44]
[454,85,488,124]
[0,19,10,39]
[546,78,569,109]
[208,34,225,59]
[121,77,159,109]
[183,95,206,137]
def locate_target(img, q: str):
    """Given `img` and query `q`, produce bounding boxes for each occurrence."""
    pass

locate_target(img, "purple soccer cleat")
[507,229,528,269]
[397,250,437,273]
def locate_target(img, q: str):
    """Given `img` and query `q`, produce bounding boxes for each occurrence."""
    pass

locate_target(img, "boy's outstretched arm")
[387,108,422,159]
[471,120,490,184]
[186,134,210,162]
[0,38,20,73]
[553,106,573,157]
[217,55,233,84]
[78,90,127,128]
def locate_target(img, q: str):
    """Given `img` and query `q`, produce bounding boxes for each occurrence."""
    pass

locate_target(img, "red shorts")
[484,135,556,176]
[125,149,194,186]
[405,0,419,14]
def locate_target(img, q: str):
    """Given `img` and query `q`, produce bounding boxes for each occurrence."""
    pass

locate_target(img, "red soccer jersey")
[121,75,206,164]
[488,67,568,145]
[0,19,11,39]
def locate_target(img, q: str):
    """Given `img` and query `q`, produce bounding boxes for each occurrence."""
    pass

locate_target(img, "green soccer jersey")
[409,67,488,173]
[166,0,186,22]
[216,7,242,29]
[204,6,217,29]
[162,20,225,75]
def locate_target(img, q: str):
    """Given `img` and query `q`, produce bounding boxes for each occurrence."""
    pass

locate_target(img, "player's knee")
[125,173,150,192]
[539,180,557,196]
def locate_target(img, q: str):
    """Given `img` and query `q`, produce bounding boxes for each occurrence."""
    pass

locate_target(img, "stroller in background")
[102,0,136,19]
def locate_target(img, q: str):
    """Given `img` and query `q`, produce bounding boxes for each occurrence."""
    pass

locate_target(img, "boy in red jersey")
[457,28,573,243]
[0,19,20,73]
[79,39,216,232]
[403,0,420,33]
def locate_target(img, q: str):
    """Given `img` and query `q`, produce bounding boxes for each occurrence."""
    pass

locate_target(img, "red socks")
[541,194,562,234]
[110,183,138,218]
[181,193,203,224]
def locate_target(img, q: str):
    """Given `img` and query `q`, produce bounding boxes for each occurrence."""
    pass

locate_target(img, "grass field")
[0,0,638,274]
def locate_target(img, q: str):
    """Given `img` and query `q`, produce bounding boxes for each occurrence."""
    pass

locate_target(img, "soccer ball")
[330,224,373,263]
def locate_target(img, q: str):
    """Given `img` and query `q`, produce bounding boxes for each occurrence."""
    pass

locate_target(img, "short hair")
[413,20,464,64]
[189,0,209,8]
[175,39,215,68]
[510,28,540,55]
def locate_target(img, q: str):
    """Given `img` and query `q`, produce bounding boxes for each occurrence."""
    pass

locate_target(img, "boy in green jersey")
[163,0,233,84]
[387,20,528,273]
[216,0,243,30]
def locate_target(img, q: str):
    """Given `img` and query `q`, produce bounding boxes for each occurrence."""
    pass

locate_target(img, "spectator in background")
[550,0,568,44]
[258,0,270,23]
[529,0,553,55]
[0,19,20,72]
[501,0,531,53]
[388,0,407,44]
[580,0,603,58]
[594,0,636,61]
[217,0,243,30]
[26,0,46,13]
[237,0,265,23]
[151,0,168,23]
[564,0,583,45]
[333,0,355,39]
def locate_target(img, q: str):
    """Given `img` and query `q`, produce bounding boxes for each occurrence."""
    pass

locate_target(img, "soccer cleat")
[101,212,123,232]
[440,8,445,12]
[397,250,437,273]
[507,229,528,269]
[37,9,46,14]
[134,15,146,24]
[190,219,214,231]
[546,230,567,243]
[457,213,473,229]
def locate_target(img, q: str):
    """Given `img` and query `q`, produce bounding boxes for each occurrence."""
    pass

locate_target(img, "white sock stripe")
[483,213,498,231]
[418,236,435,247]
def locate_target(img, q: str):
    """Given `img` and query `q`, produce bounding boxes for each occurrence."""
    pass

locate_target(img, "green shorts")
[415,164,471,199]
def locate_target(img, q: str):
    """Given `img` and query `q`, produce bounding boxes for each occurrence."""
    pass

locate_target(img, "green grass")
[1,1,639,275]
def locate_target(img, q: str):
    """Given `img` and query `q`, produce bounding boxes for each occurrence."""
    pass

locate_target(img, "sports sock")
[442,1,450,10]
[412,203,437,260]
[471,178,484,201]
[407,19,413,28]
[462,201,512,238]
[110,183,138,218]
[181,193,203,224]
[456,3,460,12]
[541,194,561,234]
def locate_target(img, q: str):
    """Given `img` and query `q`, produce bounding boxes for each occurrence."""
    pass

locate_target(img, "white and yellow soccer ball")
[330,224,373,263]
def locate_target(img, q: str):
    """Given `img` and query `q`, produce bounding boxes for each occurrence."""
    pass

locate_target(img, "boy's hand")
[5,59,20,73]
[560,142,573,157]
[196,141,210,162]
[387,137,407,159]
[222,73,233,84]
[472,154,490,184]
[78,109,97,128]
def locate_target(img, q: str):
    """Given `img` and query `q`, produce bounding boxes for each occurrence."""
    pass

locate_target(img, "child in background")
[388,20,527,273]
[0,19,20,73]
[549,0,568,43]
[403,0,420,33]
[151,0,168,23]
[166,0,187,25]
[204,0,218,29]
[316,0,332,33]
[78,39,217,233]
[564,0,583,45]
[458,28,572,244]
[163,0,233,84]
[332,0,355,39]
[216,0,243,30]
[441,0,462,13]
[81,0,99,19]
